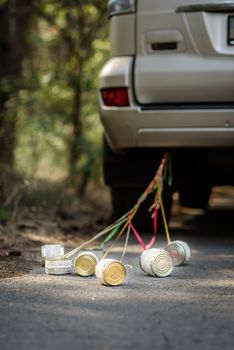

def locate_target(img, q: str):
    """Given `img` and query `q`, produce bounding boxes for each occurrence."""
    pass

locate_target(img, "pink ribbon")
[129,221,146,250]
[129,206,158,250]
[145,207,158,249]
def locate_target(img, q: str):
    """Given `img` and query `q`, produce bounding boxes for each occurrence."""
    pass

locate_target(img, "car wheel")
[178,182,211,209]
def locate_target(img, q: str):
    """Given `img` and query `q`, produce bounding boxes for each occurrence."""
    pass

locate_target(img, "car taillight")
[101,87,130,107]
[108,0,135,17]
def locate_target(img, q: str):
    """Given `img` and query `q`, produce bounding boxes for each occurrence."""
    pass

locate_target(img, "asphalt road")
[0,208,234,350]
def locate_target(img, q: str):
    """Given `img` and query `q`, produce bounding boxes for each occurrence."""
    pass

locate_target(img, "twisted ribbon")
[63,153,171,260]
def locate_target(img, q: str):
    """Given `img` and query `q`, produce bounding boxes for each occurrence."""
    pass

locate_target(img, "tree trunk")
[0,0,31,204]
[69,74,83,179]
[69,71,92,197]
[0,0,30,168]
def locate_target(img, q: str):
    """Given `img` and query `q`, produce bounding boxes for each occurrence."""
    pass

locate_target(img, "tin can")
[74,252,98,277]
[95,259,126,286]
[41,244,64,266]
[45,257,72,275]
[165,240,192,266]
[140,248,173,277]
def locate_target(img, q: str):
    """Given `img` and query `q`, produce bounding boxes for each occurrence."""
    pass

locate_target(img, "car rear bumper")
[100,106,234,149]
[99,56,234,150]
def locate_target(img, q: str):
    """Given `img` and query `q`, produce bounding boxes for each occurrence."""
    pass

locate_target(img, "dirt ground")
[1,185,234,279]
[0,185,112,278]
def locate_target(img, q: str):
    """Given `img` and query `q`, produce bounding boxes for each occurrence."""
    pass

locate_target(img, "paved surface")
[0,209,234,350]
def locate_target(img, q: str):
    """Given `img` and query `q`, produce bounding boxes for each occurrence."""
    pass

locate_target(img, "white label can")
[140,248,173,277]
[41,244,64,266]
[45,257,72,275]
[165,240,192,266]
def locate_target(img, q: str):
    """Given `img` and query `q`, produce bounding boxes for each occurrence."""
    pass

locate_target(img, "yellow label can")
[95,259,126,286]
[74,252,98,276]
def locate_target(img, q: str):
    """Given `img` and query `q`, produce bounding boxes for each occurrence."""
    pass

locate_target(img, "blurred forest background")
[0,0,110,225]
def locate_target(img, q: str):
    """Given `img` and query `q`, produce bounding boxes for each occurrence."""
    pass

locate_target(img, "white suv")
[98,0,234,221]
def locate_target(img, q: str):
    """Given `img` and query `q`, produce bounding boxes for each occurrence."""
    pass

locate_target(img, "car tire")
[178,181,211,209]
[173,149,211,209]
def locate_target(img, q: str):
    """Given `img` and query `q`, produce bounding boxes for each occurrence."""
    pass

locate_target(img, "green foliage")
[14,0,110,187]
[0,206,11,224]
[0,0,7,7]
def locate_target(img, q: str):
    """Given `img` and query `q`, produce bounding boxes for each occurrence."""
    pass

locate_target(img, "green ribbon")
[168,154,173,186]
[100,223,122,250]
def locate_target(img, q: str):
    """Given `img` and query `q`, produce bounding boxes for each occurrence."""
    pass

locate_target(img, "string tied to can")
[100,158,170,258]
[63,153,172,262]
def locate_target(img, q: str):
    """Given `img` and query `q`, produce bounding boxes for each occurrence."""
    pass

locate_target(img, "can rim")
[165,241,189,265]
[103,261,126,286]
[74,253,97,276]
[151,251,173,277]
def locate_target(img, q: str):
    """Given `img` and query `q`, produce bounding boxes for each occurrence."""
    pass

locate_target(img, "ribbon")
[101,207,139,260]
[63,153,171,260]
[157,182,171,243]
[129,221,146,250]
[129,205,158,251]
[145,206,158,249]
[63,216,128,259]
[120,224,131,262]
[168,154,173,186]
[100,223,122,250]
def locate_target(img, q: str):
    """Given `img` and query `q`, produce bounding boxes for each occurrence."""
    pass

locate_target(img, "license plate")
[228,16,234,45]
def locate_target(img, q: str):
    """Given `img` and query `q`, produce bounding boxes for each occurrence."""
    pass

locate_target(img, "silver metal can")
[74,252,98,277]
[95,259,126,286]
[41,244,64,266]
[165,240,192,266]
[45,257,72,275]
[140,248,173,277]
